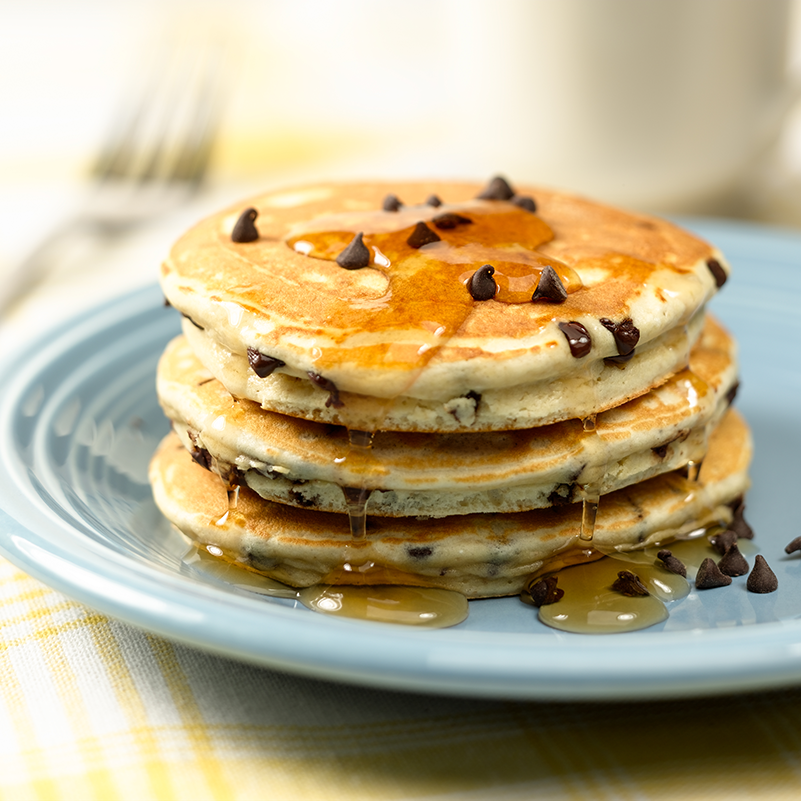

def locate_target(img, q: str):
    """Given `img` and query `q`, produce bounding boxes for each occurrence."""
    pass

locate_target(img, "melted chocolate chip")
[477,175,515,201]
[189,443,213,472]
[431,212,472,230]
[524,575,564,607]
[729,497,754,539]
[468,264,497,300]
[652,443,670,459]
[547,483,576,506]
[231,207,259,243]
[611,570,650,597]
[747,555,778,593]
[718,543,749,577]
[382,194,403,212]
[181,312,204,331]
[531,265,567,303]
[710,529,738,556]
[307,372,344,408]
[603,352,636,366]
[657,549,687,578]
[336,232,371,269]
[726,380,740,406]
[695,558,732,589]
[407,546,433,559]
[706,258,728,288]
[407,221,441,249]
[557,321,592,358]
[426,194,443,207]
[600,317,640,356]
[785,535,801,555]
[247,347,286,378]
[512,195,537,213]
[163,296,172,307]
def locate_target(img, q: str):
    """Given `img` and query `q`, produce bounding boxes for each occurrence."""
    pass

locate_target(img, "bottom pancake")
[149,409,751,599]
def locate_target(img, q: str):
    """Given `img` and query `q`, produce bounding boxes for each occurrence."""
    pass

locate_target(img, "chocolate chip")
[336,232,371,269]
[695,557,732,589]
[729,497,754,539]
[407,221,441,249]
[611,570,650,597]
[710,529,738,556]
[163,296,172,307]
[247,347,286,378]
[718,543,749,577]
[604,352,636,366]
[468,264,497,300]
[599,317,640,356]
[547,483,576,506]
[725,380,740,406]
[426,194,443,207]
[523,575,564,607]
[706,258,727,288]
[231,207,259,243]
[512,195,537,213]
[477,175,515,201]
[657,549,687,577]
[531,265,567,303]
[432,212,473,230]
[557,321,592,358]
[189,443,213,472]
[181,312,204,331]
[747,555,778,593]
[652,443,670,459]
[307,372,344,408]
[407,546,433,559]
[785,536,801,555]
[383,194,403,212]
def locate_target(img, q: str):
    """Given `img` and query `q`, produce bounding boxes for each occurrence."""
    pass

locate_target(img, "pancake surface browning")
[158,315,738,517]
[161,180,728,431]
[150,408,751,599]
[152,177,749,606]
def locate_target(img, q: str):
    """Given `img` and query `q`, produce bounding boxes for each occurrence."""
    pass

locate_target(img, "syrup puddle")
[186,545,468,628]
[297,584,468,627]
[535,558,679,633]
[533,528,759,634]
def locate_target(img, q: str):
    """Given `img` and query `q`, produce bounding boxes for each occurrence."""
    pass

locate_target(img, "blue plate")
[1,217,800,700]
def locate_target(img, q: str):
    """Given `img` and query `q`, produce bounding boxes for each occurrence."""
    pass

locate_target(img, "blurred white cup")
[448,0,799,213]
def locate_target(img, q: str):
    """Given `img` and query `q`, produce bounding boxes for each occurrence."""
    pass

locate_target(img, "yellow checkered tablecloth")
[3,554,801,801]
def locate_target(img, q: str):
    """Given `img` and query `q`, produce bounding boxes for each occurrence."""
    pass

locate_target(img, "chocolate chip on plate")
[747,555,778,594]
[695,557,732,589]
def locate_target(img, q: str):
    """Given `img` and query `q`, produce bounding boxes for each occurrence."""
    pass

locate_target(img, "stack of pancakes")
[150,179,750,598]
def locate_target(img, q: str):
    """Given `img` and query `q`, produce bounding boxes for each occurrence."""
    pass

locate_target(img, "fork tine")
[160,49,228,184]
[90,53,171,182]
[91,32,227,186]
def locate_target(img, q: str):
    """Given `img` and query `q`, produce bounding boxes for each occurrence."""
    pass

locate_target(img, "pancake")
[161,179,728,432]
[158,315,738,517]
[149,408,752,599]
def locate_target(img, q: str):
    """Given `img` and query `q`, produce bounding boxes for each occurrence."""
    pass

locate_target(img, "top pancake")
[161,179,728,426]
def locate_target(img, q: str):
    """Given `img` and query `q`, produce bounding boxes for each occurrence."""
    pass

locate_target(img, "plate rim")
[2,218,801,700]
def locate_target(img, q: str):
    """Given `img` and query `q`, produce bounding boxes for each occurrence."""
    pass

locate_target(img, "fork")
[0,36,226,316]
